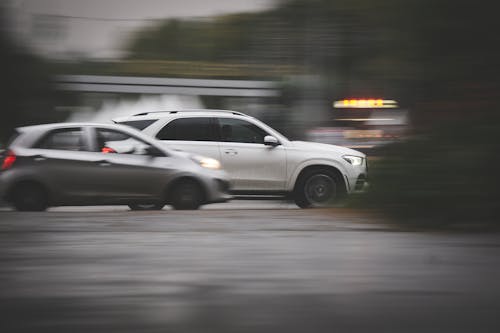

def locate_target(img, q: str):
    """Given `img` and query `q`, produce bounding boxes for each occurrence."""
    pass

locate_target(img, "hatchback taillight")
[1,150,16,170]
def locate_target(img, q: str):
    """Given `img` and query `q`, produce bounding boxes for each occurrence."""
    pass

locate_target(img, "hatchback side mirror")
[146,146,165,157]
[264,135,280,147]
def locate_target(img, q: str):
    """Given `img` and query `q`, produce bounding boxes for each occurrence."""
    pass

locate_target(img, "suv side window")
[217,118,268,144]
[156,117,214,141]
[36,128,86,151]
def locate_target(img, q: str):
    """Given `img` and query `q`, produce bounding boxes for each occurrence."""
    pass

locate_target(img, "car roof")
[12,122,166,149]
[16,122,153,141]
[114,109,249,122]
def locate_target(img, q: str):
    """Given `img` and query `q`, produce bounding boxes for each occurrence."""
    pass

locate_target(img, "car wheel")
[294,168,343,208]
[128,203,165,211]
[11,183,48,212]
[170,179,203,210]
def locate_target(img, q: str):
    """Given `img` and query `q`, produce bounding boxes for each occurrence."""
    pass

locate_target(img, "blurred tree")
[345,0,500,227]
[0,8,59,145]
[124,0,417,101]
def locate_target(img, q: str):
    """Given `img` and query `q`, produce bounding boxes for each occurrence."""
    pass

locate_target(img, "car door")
[85,127,172,200]
[215,117,286,191]
[154,117,221,161]
[30,126,98,203]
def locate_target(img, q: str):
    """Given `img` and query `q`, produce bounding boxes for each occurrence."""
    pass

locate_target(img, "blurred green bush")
[351,117,500,228]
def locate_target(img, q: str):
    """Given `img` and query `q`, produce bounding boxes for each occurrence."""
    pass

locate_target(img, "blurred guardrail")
[55,75,280,97]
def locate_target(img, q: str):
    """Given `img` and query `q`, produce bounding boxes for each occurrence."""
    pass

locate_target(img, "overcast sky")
[13,0,276,20]
[7,0,278,59]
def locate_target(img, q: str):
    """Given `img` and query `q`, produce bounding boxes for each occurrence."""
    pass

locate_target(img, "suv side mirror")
[264,135,280,147]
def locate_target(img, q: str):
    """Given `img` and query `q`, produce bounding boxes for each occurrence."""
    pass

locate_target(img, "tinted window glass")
[96,128,159,155]
[117,119,156,131]
[218,118,268,144]
[156,118,213,141]
[37,128,86,151]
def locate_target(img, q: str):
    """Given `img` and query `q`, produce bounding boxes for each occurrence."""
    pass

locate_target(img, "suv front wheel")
[294,168,344,208]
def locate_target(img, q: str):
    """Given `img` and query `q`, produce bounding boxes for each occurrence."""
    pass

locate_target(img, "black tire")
[293,168,344,208]
[11,183,48,212]
[170,179,203,210]
[128,203,165,211]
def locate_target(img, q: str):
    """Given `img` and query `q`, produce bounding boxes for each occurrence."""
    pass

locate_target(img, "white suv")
[114,110,367,208]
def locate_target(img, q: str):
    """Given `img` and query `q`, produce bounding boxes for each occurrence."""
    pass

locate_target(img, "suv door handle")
[223,149,238,155]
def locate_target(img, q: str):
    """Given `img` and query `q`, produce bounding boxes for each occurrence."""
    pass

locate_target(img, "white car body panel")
[283,141,366,192]
[219,141,286,190]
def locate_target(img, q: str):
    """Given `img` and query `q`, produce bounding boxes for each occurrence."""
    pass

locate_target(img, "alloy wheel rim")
[304,174,336,206]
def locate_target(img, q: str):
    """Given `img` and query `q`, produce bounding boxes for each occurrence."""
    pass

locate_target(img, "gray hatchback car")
[0,123,231,211]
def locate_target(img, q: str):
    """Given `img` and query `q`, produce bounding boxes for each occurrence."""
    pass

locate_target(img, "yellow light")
[333,99,398,108]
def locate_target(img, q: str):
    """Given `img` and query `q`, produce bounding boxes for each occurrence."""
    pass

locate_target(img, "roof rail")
[132,109,247,117]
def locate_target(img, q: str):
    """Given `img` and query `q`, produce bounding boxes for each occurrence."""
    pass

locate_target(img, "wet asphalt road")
[1,202,500,333]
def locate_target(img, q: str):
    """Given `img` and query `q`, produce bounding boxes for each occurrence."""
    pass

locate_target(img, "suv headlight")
[343,155,364,166]
[191,155,221,170]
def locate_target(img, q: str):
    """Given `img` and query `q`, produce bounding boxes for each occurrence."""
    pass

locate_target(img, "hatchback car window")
[156,117,213,141]
[96,128,151,155]
[37,128,86,151]
[218,118,268,144]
